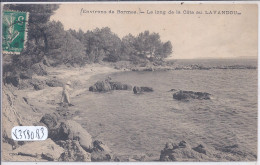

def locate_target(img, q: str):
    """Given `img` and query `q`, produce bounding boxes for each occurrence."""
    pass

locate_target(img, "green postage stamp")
[2,11,28,54]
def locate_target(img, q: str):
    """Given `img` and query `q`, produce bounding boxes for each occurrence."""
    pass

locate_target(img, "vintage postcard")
[1,2,258,163]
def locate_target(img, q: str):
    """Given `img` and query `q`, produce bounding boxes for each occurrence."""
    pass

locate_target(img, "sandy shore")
[22,63,121,114]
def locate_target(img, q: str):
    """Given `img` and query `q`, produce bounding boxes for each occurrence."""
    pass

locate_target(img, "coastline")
[2,63,124,161]
[2,59,257,161]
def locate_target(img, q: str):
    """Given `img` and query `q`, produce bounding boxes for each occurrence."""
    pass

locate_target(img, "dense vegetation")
[3,4,173,70]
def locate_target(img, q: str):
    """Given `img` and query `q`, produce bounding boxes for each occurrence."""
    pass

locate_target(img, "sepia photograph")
[1,2,258,162]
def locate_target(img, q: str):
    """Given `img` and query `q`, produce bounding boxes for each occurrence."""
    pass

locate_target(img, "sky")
[51,3,258,59]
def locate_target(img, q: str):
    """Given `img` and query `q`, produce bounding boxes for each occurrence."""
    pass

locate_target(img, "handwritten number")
[27,130,30,139]
[31,132,34,139]
[12,129,18,139]
[40,127,45,139]
[18,130,22,139]
[23,130,27,139]
[36,129,40,139]
[12,127,46,140]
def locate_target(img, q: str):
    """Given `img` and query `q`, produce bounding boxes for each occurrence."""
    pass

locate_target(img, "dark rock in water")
[179,141,187,148]
[89,81,112,92]
[143,67,154,71]
[131,68,139,71]
[113,156,120,162]
[133,86,154,94]
[133,86,141,94]
[109,82,122,90]
[218,144,244,156]
[89,80,132,92]
[221,144,239,152]
[169,89,177,92]
[124,84,132,90]
[192,144,207,155]
[57,140,91,162]
[91,140,112,161]
[45,79,63,87]
[160,141,209,161]
[141,87,153,92]
[173,90,210,101]
[89,86,96,92]
[109,81,132,90]
[93,140,111,152]
[164,142,179,150]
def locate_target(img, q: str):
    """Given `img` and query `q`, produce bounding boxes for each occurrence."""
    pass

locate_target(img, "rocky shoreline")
[2,63,122,162]
[2,86,114,162]
[2,62,257,162]
[110,60,257,72]
[129,64,257,72]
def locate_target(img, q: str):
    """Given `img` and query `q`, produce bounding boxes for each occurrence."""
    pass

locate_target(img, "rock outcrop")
[41,115,93,152]
[159,141,257,161]
[40,112,116,162]
[133,86,154,94]
[57,140,91,162]
[159,141,210,161]
[89,80,132,92]
[109,82,132,90]
[40,113,60,130]
[64,120,93,151]
[91,140,112,161]
[2,87,22,147]
[89,81,112,92]
[172,90,211,101]
[13,138,64,161]
[39,111,103,162]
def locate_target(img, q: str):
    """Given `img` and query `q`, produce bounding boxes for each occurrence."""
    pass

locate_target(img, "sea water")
[73,59,257,160]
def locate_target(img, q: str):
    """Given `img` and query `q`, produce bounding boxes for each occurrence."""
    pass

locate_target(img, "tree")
[69,29,85,43]
[121,34,136,61]
[82,27,122,63]
[3,4,60,70]
[43,21,86,66]
[134,31,163,59]
[4,4,59,61]
[121,31,173,62]
[83,30,102,62]
[161,41,173,59]
[62,32,86,66]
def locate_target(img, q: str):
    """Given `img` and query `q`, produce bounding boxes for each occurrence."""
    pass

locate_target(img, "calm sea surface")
[73,59,257,160]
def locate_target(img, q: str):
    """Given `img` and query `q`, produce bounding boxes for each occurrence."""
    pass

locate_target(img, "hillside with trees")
[3,4,173,80]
